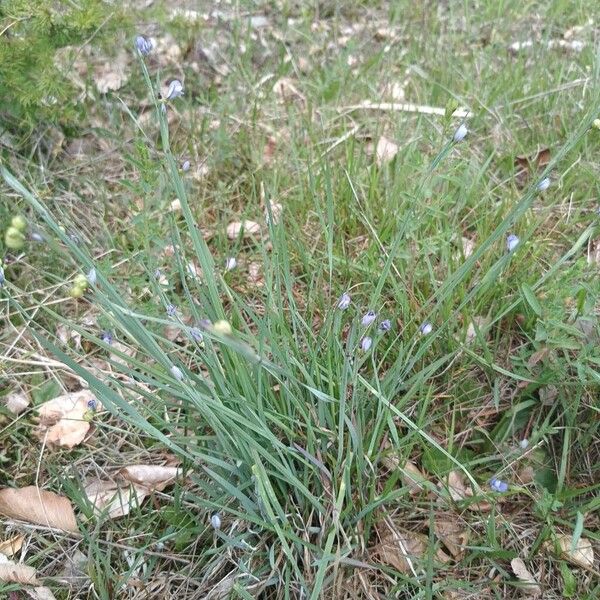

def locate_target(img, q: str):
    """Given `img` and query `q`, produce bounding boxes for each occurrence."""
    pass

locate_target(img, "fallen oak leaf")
[35,390,101,449]
[510,557,542,597]
[0,487,77,532]
[0,556,39,585]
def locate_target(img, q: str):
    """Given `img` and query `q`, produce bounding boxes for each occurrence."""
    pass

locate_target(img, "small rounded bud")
[74,274,88,289]
[213,320,232,336]
[453,123,468,143]
[70,285,86,298]
[5,227,26,250]
[210,513,222,530]
[337,293,351,310]
[11,215,27,232]
[593,118,600,130]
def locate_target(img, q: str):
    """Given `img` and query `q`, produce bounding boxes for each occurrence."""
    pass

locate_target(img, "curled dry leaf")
[374,136,399,166]
[0,486,78,532]
[36,390,101,449]
[0,556,38,585]
[373,523,449,574]
[226,220,261,240]
[553,534,594,570]
[446,471,492,512]
[0,534,24,557]
[434,517,469,560]
[4,392,30,415]
[85,465,181,519]
[510,557,542,597]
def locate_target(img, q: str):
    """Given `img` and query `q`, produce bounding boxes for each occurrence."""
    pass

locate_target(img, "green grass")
[1,1,600,598]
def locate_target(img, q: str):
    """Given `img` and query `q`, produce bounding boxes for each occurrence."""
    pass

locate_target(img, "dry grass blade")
[0,486,78,532]
[510,557,542,597]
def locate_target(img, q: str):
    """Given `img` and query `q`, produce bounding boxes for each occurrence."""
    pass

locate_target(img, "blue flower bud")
[519,438,529,449]
[378,319,392,332]
[166,79,184,100]
[360,336,372,352]
[182,160,191,172]
[170,365,184,381]
[101,330,113,345]
[190,327,203,342]
[210,513,221,530]
[30,232,44,243]
[361,310,377,326]
[87,398,98,411]
[536,177,550,192]
[225,257,237,271]
[337,292,351,310]
[506,234,520,252]
[166,304,177,317]
[489,477,508,493]
[135,35,153,56]
[453,123,468,143]
[87,268,97,286]
[420,322,433,335]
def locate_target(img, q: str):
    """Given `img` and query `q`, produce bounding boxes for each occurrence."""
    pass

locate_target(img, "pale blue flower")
[537,177,550,192]
[166,304,177,317]
[87,398,98,411]
[190,327,203,342]
[506,234,520,252]
[101,330,113,345]
[30,232,44,242]
[166,79,184,100]
[361,310,377,326]
[225,257,237,271]
[337,293,351,310]
[87,268,97,285]
[378,319,392,332]
[519,438,529,450]
[210,513,221,529]
[453,123,468,143]
[489,477,508,493]
[360,336,372,352]
[182,160,191,172]
[135,35,153,56]
[420,322,433,335]
[170,365,184,381]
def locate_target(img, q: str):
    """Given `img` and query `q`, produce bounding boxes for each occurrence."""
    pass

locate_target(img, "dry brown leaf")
[35,390,100,448]
[262,135,278,165]
[373,526,427,574]
[510,557,542,597]
[373,523,449,574]
[374,136,398,166]
[247,262,264,287]
[0,487,78,532]
[4,392,30,415]
[400,461,427,495]
[555,534,594,570]
[0,556,38,585]
[0,534,24,557]
[226,220,261,240]
[119,465,180,491]
[514,147,551,187]
[446,471,492,512]
[26,588,58,600]
[85,465,180,519]
[435,518,469,560]
[84,479,146,519]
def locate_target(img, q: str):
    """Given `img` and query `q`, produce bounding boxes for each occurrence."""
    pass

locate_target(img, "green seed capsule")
[5,227,26,250]
[70,285,86,299]
[11,215,27,232]
[74,274,88,288]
